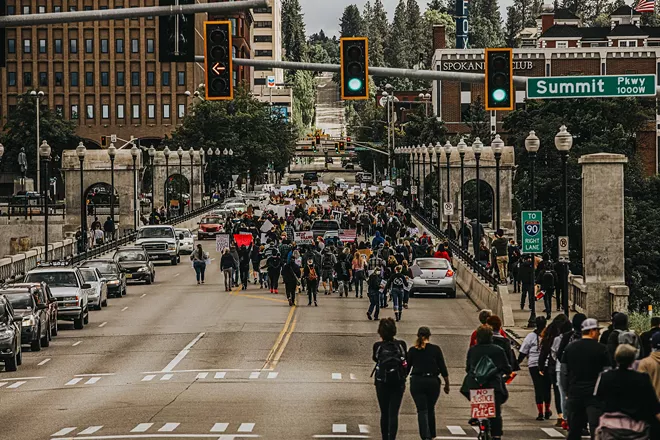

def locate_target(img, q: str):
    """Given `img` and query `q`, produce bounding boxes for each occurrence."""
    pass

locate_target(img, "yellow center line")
[263,307,296,370]
[270,314,297,369]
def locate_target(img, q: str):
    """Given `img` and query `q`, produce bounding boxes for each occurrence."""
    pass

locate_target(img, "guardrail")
[0,200,224,284]
[570,275,587,314]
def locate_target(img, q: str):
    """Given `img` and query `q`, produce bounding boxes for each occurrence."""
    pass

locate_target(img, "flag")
[635,0,655,12]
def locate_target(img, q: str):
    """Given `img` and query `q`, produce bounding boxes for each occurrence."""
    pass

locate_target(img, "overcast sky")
[299,0,514,36]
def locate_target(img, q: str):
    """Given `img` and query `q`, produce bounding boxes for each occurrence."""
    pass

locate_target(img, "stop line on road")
[51,422,258,438]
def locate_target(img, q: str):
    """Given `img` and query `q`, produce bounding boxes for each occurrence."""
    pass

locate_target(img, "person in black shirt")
[407,327,450,440]
[281,259,300,307]
[641,316,660,359]
[372,318,407,440]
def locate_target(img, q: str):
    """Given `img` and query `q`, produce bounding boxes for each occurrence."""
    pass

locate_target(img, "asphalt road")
[2,238,567,439]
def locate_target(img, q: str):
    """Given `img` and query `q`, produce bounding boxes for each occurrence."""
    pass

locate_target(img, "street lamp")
[415,145,421,205]
[207,148,214,193]
[435,142,443,229]
[419,92,432,117]
[39,140,51,261]
[177,147,184,214]
[17,146,27,220]
[215,147,221,190]
[444,140,452,234]
[199,148,205,200]
[107,143,117,239]
[130,144,140,229]
[472,137,483,259]
[555,125,573,317]
[457,138,467,249]
[492,134,504,231]
[429,144,436,221]
[164,146,170,218]
[31,90,45,192]
[525,130,540,210]
[147,145,156,216]
[189,147,195,210]
[420,145,427,212]
[224,148,234,189]
[76,142,87,251]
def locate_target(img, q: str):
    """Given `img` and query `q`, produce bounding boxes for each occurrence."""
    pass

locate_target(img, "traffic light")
[0,0,5,68]
[346,137,351,148]
[315,135,321,146]
[312,143,317,152]
[204,21,233,101]
[340,37,369,100]
[485,48,513,111]
[335,142,339,153]
[158,0,195,62]
[101,136,107,147]
[339,141,345,153]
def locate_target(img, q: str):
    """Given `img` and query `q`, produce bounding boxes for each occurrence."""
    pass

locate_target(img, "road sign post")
[443,202,454,216]
[558,235,569,262]
[521,211,543,254]
[527,74,656,99]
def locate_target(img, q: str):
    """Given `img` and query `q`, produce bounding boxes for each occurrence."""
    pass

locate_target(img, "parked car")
[78,268,108,310]
[0,295,22,371]
[9,282,58,337]
[78,259,127,297]
[287,177,302,187]
[113,246,155,284]
[409,257,456,298]
[3,289,50,351]
[197,216,224,240]
[176,228,195,254]
[303,172,319,185]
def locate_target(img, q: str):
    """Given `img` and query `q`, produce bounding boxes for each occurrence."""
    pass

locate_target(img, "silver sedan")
[410,257,457,298]
[79,268,108,310]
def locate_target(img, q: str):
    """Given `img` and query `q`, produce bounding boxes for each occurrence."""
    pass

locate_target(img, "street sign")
[527,74,656,99]
[267,75,276,88]
[396,178,402,186]
[110,134,117,143]
[521,210,543,254]
[558,235,569,260]
[443,202,454,216]
[411,186,418,195]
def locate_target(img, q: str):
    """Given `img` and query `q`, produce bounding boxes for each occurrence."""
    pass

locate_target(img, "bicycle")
[469,417,492,440]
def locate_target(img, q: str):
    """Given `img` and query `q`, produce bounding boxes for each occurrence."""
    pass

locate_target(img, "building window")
[22,6,30,14]
[101,39,109,53]
[117,104,125,119]
[117,71,125,86]
[177,71,185,85]
[230,18,238,35]
[162,71,170,86]
[70,72,79,86]
[38,5,46,13]
[254,78,267,86]
[23,72,32,86]
[148,104,155,119]
[620,40,638,47]
[147,39,154,53]
[39,39,47,53]
[131,72,139,86]
[255,21,273,28]
[254,35,273,43]
[116,39,124,53]
[7,5,15,14]
[132,104,140,119]
[55,39,62,53]
[556,41,568,49]
[23,39,31,53]
[101,72,109,86]
[55,105,63,117]
[253,6,272,13]
[7,72,16,86]
[70,39,78,53]
[54,6,61,13]
[102,105,109,119]
[147,71,155,86]
[69,6,77,11]
[255,50,273,57]
[8,39,15,53]
[131,39,138,53]
[86,105,94,119]
[85,71,94,86]
[85,39,93,53]
[460,103,470,121]
[71,105,79,119]
[39,72,47,86]
[178,104,185,118]
[55,72,63,86]
[163,104,170,119]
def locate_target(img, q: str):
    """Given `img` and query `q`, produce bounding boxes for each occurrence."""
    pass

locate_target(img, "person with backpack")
[267,250,283,294]
[518,316,552,421]
[536,254,557,319]
[605,312,640,366]
[385,265,408,322]
[281,258,301,307]
[321,248,336,295]
[367,269,382,321]
[372,318,408,440]
[303,258,320,306]
[335,248,352,298]
[461,324,512,440]
[407,327,450,440]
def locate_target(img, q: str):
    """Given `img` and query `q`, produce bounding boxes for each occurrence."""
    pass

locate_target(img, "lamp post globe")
[554,125,573,152]
[525,130,540,153]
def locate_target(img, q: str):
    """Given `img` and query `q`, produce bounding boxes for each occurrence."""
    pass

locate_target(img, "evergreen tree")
[362,1,373,38]
[427,0,446,12]
[282,0,307,63]
[505,6,523,47]
[463,96,492,144]
[405,0,426,70]
[386,0,409,69]
[369,0,389,72]
[340,5,363,37]
[468,0,505,48]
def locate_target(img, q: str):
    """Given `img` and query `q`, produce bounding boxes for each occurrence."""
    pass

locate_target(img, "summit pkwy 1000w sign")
[527,74,656,99]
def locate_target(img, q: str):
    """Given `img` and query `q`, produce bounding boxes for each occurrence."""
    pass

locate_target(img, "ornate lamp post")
[107,143,117,237]
[18,146,27,220]
[130,144,140,229]
[189,147,195,210]
[207,148,214,193]
[492,134,504,231]
[429,144,436,223]
[457,138,467,249]
[525,131,540,210]
[177,147,183,214]
[555,125,573,317]
[472,137,483,258]
[420,145,427,212]
[148,145,156,215]
[39,140,51,261]
[199,148,205,200]
[444,140,452,233]
[164,146,170,218]
[31,90,45,192]
[76,142,87,250]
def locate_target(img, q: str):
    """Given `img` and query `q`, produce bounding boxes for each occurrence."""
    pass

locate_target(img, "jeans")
[337,279,349,297]
[566,396,603,440]
[380,290,388,308]
[285,282,297,304]
[232,267,238,286]
[307,279,318,304]
[542,286,554,315]
[550,367,562,415]
[403,288,410,305]
[529,366,552,406]
[354,273,364,297]
[368,290,380,319]
[391,288,404,314]
[193,261,206,283]
[375,383,405,440]
[410,376,440,440]
[557,370,566,416]
[521,283,535,314]
[223,268,232,290]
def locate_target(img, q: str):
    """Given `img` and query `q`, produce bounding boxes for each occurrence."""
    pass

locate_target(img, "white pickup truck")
[135,225,181,265]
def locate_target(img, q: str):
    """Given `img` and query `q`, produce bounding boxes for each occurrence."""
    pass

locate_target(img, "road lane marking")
[7,381,25,389]
[214,372,226,379]
[85,377,101,385]
[79,427,103,435]
[267,372,278,379]
[99,322,107,328]
[65,378,83,386]
[237,423,255,433]
[471,426,480,433]
[350,373,356,380]
[121,307,129,311]
[38,358,51,366]
[158,423,180,432]
[447,426,466,435]
[210,423,228,433]
[249,372,260,379]
[75,373,115,377]
[161,332,205,373]
[142,375,156,382]
[358,425,369,434]
[0,376,43,380]
[196,372,208,380]
[313,436,370,439]
[332,373,342,380]
[51,427,77,436]
[140,294,147,298]
[332,425,347,433]
[268,313,297,369]
[174,273,180,277]
[131,423,154,433]
[541,428,565,438]
[72,341,82,346]
[52,435,261,439]
[161,374,173,381]
[0,382,6,388]
[141,368,269,374]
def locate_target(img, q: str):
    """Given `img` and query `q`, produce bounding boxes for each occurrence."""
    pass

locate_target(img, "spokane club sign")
[441,60,536,72]
[527,74,656,99]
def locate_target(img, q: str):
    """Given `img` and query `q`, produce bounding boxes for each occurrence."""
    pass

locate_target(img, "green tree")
[463,96,492,144]
[505,6,523,47]
[427,0,446,11]
[292,70,316,129]
[468,0,505,48]
[405,0,425,69]
[368,0,389,74]
[340,5,364,37]
[0,92,79,183]
[385,0,413,89]
[282,0,307,63]
[401,105,448,147]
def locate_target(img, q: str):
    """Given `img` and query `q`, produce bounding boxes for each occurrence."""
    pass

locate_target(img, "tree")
[384,0,413,89]
[401,105,448,147]
[468,0,505,48]
[463,96,491,143]
[0,92,79,183]
[340,5,363,37]
[427,0,446,12]
[368,0,389,74]
[292,70,316,130]
[405,0,425,69]
[282,0,307,63]
[505,6,523,47]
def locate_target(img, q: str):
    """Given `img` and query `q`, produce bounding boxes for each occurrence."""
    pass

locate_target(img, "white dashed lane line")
[72,341,82,346]
[38,358,51,366]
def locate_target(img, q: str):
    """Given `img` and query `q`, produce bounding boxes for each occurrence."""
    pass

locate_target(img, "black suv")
[78,259,127,297]
[3,289,50,351]
[0,295,22,371]
[113,246,155,284]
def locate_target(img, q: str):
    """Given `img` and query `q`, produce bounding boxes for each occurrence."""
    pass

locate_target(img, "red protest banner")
[233,233,253,247]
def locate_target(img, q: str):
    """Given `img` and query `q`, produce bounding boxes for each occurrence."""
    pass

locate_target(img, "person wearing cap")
[638,332,660,399]
[560,317,611,440]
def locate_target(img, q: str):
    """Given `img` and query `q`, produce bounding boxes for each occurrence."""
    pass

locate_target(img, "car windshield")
[416,259,450,270]
[6,293,33,310]
[304,172,317,180]
[25,271,79,288]
[80,269,99,282]
[201,218,223,224]
[312,221,340,231]
[115,251,146,262]
[137,227,174,239]
[82,262,118,274]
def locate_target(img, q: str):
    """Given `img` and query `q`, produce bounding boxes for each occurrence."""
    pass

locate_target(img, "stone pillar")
[578,153,629,320]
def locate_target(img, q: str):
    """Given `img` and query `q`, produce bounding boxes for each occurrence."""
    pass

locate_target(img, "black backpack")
[372,341,407,384]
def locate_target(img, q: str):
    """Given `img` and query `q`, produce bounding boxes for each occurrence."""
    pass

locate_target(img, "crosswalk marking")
[472,426,480,433]
[358,425,370,434]
[131,423,153,433]
[0,382,6,388]
[51,427,76,437]
[249,372,260,379]
[350,373,357,380]
[237,423,255,433]
[142,375,156,382]
[214,372,226,379]
[196,372,208,380]
[332,424,347,433]
[447,426,467,435]
[332,373,342,380]
[158,423,180,432]
[65,378,82,386]
[38,358,51,366]
[541,427,565,438]
[85,377,101,385]
[160,374,173,381]
[210,423,229,433]
[267,372,278,379]
[78,426,103,435]
[7,381,25,389]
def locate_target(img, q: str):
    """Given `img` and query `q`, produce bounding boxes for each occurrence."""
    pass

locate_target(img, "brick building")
[431,6,660,176]
[209,0,252,88]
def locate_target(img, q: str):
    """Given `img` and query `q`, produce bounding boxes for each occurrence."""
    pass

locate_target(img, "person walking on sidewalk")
[190,244,208,285]
[492,229,509,283]
[384,265,408,322]
[407,326,450,440]
[518,254,536,325]
[367,269,382,321]
[519,316,552,421]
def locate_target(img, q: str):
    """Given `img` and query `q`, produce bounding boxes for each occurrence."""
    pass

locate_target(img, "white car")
[222,202,247,213]
[410,258,457,298]
[176,228,195,254]
[78,267,108,310]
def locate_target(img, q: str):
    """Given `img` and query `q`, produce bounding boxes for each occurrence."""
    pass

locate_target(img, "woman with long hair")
[518,316,552,421]
[190,244,207,285]
[352,253,367,299]
[538,314,570,427]
[407,327,450,440]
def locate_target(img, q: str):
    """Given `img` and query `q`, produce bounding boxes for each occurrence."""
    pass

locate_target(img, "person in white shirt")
[518,316,552,421]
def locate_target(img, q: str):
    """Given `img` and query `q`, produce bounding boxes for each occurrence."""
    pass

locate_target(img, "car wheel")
[42,325,50,347]
[171,257,178,266]
[74,312,84,329]
[83,308,89,325]
[31,330,42,352]
[5,351,18,371]
[16,347,22,366]
[146,276,152,285]
[448,290,457,299]
[52,319,58,336]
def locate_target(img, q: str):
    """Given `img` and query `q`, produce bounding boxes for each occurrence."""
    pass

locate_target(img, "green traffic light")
[492,89,507,102]
[348,78,363,91]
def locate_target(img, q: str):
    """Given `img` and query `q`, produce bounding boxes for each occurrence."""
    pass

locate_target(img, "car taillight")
[446,269,454,277]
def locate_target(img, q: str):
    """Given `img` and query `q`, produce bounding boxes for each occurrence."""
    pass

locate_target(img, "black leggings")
[549,367,562,414]
[285,282,297,303]
[410,376,440,440]
[529,366,552,406]
[375,383,405,440]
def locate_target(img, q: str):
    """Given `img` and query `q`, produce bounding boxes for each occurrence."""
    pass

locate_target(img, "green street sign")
[527,74,656,99]
[521,210,543,254]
